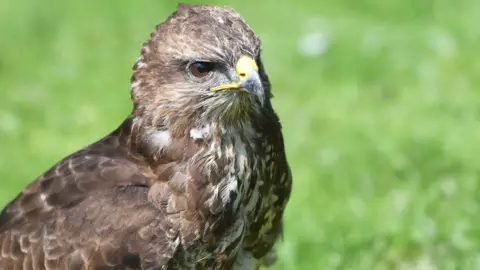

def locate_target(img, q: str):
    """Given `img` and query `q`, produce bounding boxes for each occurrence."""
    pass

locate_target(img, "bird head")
[130,4,272,129]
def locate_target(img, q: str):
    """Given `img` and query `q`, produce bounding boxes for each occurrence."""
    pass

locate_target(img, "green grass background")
[1,0,480,269]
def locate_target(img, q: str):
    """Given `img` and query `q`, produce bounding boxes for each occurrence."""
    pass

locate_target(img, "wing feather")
[0,135,177,269]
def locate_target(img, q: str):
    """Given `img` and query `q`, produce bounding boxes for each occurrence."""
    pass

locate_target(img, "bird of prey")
[0,4,292,270]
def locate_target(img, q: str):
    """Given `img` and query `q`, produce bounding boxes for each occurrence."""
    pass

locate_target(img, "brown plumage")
[0,4,292,270]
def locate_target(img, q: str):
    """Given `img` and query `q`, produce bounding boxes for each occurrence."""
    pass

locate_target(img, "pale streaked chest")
[191,122,277,223]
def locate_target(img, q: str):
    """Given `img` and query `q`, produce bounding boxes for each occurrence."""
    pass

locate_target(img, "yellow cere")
[211,55,258,92]
[236,55,259,77]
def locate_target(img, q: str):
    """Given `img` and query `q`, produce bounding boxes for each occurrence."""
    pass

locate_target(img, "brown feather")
[0,4,292,270]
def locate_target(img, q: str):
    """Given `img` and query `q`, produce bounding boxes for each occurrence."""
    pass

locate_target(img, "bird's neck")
[113,114,262,165]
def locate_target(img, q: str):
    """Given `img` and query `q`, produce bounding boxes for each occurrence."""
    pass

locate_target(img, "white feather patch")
[136,61,147,68]
[190,124,210,140]
[149,130,171,151]
[130,81,140,89]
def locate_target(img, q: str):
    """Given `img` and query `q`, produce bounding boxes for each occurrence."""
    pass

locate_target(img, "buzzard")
[0,4,292,270]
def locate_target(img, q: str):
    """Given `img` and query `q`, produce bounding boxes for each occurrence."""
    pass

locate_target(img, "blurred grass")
[1,0,480,269]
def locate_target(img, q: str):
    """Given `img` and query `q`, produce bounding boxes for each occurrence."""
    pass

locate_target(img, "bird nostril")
[239,73,246,78]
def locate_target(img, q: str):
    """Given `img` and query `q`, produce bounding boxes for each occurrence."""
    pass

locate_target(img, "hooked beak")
[211,55,265,106]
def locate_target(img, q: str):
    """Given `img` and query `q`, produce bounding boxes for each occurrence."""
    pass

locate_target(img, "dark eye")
[189,62,214,78]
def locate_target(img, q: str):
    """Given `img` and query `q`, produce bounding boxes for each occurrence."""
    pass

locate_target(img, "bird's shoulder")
[0,131,191,269]
[0,133,153,232]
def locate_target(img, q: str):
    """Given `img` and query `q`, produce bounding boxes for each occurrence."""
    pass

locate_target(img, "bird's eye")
[189,62,214,78]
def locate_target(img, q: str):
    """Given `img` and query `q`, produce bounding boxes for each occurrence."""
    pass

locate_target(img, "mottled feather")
[0,4,292,270]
